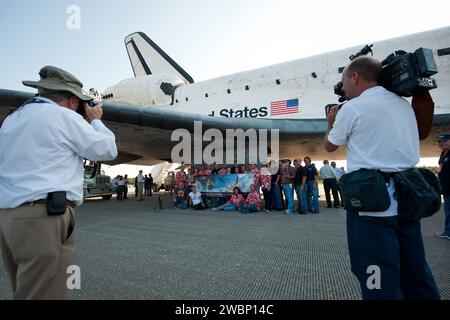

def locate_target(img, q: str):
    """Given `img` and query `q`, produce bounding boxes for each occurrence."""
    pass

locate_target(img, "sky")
[1,0,448,176]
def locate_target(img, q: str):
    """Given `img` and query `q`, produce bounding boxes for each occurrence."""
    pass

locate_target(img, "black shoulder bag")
[393,168,441,222]
[340,169,391,212]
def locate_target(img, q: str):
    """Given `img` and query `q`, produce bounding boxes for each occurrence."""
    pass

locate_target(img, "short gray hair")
[38,88,75,103]
[345,56,381,82]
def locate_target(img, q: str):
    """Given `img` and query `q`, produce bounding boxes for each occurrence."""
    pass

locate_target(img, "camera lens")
[334,82,344,96]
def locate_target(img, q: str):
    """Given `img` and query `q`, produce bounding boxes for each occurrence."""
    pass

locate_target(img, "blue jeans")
[282,184,294,212]
[305,181,319,212]
[174,198,187,209]
[295,186,308,213]
[216,203,237,211]
[116,185,124,201]
[271,185,283,209]
[443,195,450,236]
[346,211,440,300]
[239,203,258,213]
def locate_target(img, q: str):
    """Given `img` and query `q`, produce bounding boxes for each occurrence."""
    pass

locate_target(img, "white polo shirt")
[328,86,419,217]
[0,97,118,208]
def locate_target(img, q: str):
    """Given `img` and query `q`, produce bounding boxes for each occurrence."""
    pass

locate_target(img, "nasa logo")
[214,106,268,118]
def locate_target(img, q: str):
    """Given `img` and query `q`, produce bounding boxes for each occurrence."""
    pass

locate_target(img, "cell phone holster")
[47,191,67,216]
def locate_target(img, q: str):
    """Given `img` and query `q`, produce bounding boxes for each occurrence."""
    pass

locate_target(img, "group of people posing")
[170,158,347,214]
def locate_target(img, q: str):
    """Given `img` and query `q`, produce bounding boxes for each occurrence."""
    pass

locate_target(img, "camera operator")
[0,66,118,299]
[324,56,440,300]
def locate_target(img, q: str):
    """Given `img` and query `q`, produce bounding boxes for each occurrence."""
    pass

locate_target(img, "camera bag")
[393,168,441,222]
[340,169,391,212]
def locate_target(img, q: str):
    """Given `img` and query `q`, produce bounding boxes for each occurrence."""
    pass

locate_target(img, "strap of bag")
[411,91,434,140]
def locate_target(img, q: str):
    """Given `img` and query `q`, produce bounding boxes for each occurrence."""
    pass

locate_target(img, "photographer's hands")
[327,105,339,128]
[324,105,340,153]
[83,102,103,123]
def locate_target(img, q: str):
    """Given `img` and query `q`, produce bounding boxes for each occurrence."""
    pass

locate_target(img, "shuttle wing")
[0,88,327,134]
[2,88,449,164]
[0,88,331,165]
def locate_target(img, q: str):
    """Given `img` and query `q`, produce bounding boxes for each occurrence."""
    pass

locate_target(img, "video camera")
[333,45,438,103]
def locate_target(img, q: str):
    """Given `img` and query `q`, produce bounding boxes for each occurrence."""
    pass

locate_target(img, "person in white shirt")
[319,160,340,208]
[137,170,145,201]
[331,162,346,180]
[188,186,206,210]
[0,66,117,299]
[111,175,119,192]
[331,161,345,206]
[324,56,439,300]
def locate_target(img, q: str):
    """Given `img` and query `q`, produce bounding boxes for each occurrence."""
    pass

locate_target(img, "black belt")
[23,199,76,208]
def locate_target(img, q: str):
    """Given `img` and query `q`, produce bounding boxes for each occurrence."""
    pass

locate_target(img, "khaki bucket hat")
[22,65,92,101]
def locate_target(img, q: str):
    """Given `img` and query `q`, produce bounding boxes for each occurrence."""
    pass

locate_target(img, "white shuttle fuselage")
[3,27,449,165]
[104,26,450,122]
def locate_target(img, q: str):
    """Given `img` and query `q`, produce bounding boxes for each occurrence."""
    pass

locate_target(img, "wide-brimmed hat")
[22,66,92,101]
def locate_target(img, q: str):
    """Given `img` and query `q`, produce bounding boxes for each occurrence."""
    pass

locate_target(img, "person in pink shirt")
[240,184,262,213]
[204,164,212,176]
[197,165,205,176]
[186,167,195,188]
[175,167,187,188]
[212,187,244,211]
[198,164,211,176]
[260,162,272,212]
[250,164,261,191]
[217,165,228,175]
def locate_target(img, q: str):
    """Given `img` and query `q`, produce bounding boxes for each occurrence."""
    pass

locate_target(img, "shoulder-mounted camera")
[334,45,438,102]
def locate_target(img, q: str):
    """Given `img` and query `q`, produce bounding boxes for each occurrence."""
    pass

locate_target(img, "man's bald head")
[344,56,382,82]
[342,56,382,100]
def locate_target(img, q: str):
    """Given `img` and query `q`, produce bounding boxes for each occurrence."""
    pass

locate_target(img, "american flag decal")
[271,98,299,116]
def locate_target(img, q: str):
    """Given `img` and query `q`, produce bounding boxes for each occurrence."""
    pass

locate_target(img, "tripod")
[153,195,163,211]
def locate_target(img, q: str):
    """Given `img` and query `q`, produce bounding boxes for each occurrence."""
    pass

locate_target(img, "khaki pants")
[0,204,75,300]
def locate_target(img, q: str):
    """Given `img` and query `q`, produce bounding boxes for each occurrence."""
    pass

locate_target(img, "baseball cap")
[436,134,450,142]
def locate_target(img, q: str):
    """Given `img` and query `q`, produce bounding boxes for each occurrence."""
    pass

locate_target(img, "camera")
[325,103,342,116]
[334,45,438,102]
[77,100,97,117]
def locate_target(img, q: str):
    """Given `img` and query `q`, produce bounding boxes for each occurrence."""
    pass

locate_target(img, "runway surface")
[1,193,449,300]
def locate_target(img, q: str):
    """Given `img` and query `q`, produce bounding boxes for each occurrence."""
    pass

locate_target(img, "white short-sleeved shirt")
[319,165,337,179]
[328,86,419,217]
[0,97,118,208]
[189,191,202,205]
[334,167,346,180]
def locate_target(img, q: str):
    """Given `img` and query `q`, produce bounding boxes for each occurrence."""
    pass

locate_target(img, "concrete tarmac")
[0,193,449,300]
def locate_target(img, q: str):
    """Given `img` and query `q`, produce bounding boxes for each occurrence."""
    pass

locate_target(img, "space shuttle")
[1,26,450,165]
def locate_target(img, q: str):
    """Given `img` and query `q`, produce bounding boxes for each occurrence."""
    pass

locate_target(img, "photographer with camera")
[0,66,118,299]
[324,56,440,300]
